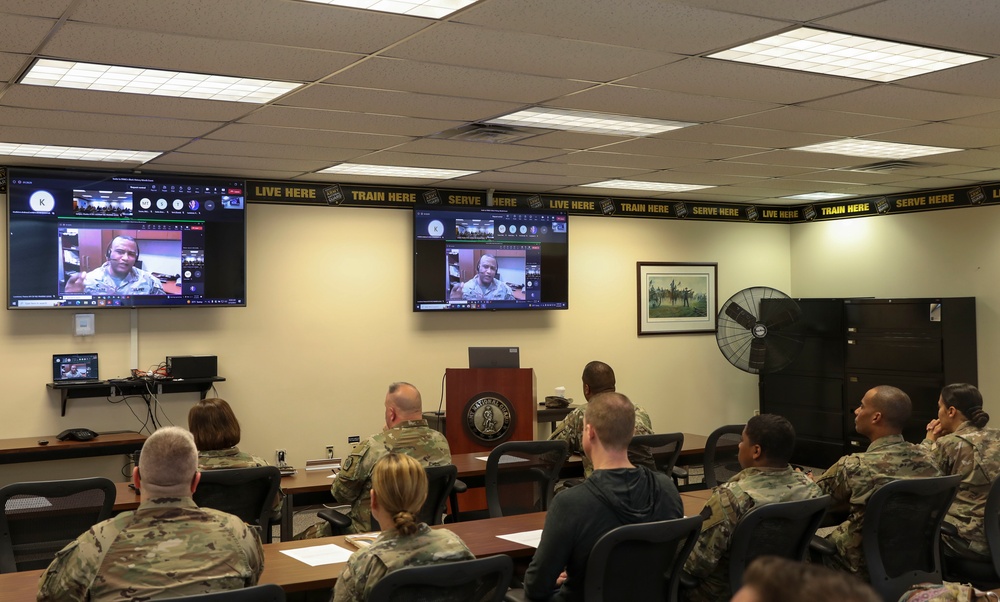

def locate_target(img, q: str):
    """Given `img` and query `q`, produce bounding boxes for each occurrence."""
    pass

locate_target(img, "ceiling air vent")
[432,124,539,144]
[841,160,936,174]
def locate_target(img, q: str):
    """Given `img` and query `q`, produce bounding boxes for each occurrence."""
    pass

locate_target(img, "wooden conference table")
[3,490,713,600]
[112,433,710,541]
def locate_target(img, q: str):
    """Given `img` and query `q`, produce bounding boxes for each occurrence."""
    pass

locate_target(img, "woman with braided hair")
[924,383,1000,561]
[332,453,473,602]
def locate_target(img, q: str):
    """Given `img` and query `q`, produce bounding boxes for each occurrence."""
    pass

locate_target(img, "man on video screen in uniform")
[452,253,515,301]
[65,235,165,296]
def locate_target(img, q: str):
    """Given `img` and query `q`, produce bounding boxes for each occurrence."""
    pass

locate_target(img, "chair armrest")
[453,479,468,494]
[672,466,689,479]
[317,508,352,531]
[809,534,836,556]
[940,522,958,537]
[678,570,698,589]
[504,588,529,602]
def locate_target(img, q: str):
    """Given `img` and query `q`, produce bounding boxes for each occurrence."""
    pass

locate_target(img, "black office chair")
[943,474,1000,589]
[155,583,286,601]
[702,424,745,488]
[631,432,684,477]
[727,495,831,591]
[486,440,569,518]
[861,474,962,602]
[193,466,281,544]
[584,515,704,602]
[319,464,458,533]
[368,554,513,602]
[0,476,116,573]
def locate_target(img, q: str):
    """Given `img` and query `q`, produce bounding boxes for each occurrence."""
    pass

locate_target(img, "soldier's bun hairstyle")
[941,383,990,428]
[372,453,427,537]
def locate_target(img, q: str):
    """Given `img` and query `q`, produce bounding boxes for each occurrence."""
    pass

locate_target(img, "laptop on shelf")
[52,353,102,384]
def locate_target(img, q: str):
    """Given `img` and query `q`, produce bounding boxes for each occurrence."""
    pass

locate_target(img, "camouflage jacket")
[815,434,941,577]
[923,422,1000,558]
[681,466,822,602]
[333,420,451,534]
[549,404,654,476]
[198,446,284,513]
[37,497,263,602]
[331,524,474,602]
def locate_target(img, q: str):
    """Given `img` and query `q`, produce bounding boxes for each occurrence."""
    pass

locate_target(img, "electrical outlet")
[275,449,287,466]
[753,409,760,416]
[325,445,335,460]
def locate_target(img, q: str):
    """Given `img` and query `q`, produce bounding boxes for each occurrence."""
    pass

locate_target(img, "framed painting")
[637,262,718,335]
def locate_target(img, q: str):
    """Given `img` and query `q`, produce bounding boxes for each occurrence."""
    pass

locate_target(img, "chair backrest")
[727,495,831,591]
[367,554,513,602]
[702,424,745,488]
[631,432,684,477]
[985,474,1000,578]
[485,440,569,518]
[584,514,703,602]
[155,583,286,601]
[863,474,962,602]
[0,476,116,573]
[192,466,281,544]
[419,464,457,526]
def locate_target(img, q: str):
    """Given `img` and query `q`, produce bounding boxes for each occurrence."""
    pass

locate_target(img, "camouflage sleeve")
[938,435,972,477]
[635,406,653,434]
[682,487,739,578]
[236,517,265,585]
[814,456,855,512]
[332,548,384,602]
[332,437,377,504]
[549,408,583,454]
[36,521,120,602]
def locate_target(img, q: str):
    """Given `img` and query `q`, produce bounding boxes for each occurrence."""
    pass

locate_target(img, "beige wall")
[789,205,998,416]
[0,200,789,484]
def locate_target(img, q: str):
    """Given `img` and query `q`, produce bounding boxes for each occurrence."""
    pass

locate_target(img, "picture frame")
[637,262,718,335]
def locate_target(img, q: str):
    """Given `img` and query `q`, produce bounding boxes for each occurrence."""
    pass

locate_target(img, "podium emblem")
[464,392,514,444]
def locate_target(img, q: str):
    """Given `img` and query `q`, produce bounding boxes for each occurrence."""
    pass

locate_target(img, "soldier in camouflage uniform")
[682,414,822,602]
[549,361,655,475]
[298,382,451,538]
[815,385,941,579]
[922,383,1000,560]
[189,398,284,513]
[332,453,473,602]
[37,426,263,602]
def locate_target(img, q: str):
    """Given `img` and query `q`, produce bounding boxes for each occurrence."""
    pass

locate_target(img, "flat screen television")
[414,206,568,311]
[7,168,247,309]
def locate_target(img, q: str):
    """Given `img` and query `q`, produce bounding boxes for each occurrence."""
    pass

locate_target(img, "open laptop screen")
[52,353,99,382]
[468,347,520,369]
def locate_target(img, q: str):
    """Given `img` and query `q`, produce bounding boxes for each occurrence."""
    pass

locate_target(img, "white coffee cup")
[554,386,566,398]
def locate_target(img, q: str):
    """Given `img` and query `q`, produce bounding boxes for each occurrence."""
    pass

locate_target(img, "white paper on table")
[474,454,529,464]
[496,529,543,548]
[280,543,355,566]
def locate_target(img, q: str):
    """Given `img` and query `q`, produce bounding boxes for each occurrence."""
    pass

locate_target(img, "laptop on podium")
[468,347,520,369]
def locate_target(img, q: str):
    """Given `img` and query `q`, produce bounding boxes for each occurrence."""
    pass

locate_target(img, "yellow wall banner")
[245,180,1000,223]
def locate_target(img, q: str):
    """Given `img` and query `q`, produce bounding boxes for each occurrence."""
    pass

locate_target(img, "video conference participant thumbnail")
[65,235,166,296]
[450,251,524,302]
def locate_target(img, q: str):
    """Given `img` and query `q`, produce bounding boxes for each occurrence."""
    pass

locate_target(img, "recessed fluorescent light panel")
[709,27,988,82]
[582,180,713,192]
[300,0,479,18]
[792,139,960,159]
[0,143,160,163]
[19,59,302,103]
[784,192,854,201]
[318,164,478,179]
[486,108,695,136]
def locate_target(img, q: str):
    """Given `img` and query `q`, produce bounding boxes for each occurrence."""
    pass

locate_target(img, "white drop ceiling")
[3,0,1000,206]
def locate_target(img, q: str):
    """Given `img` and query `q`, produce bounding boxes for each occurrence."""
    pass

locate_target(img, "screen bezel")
[413,206,569,312]
[7,167,247,310]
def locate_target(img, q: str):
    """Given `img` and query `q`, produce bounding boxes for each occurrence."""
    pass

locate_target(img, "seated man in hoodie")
[522,392,683,601]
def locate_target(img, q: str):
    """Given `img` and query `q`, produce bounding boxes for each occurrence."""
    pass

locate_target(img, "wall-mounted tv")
[7,168,246,309]
[414,206,568,311]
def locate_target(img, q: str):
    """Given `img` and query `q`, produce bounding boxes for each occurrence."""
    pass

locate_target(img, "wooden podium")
[444,368,537,455]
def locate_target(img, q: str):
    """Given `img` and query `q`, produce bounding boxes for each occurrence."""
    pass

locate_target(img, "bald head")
[385,382,423,427]
[869,385,912,431]
[138,426,198,497]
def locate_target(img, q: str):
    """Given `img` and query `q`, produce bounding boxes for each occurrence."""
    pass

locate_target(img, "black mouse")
[37,439,48,446]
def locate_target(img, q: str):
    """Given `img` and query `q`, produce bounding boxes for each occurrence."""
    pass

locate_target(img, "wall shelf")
[48,376,225,416]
